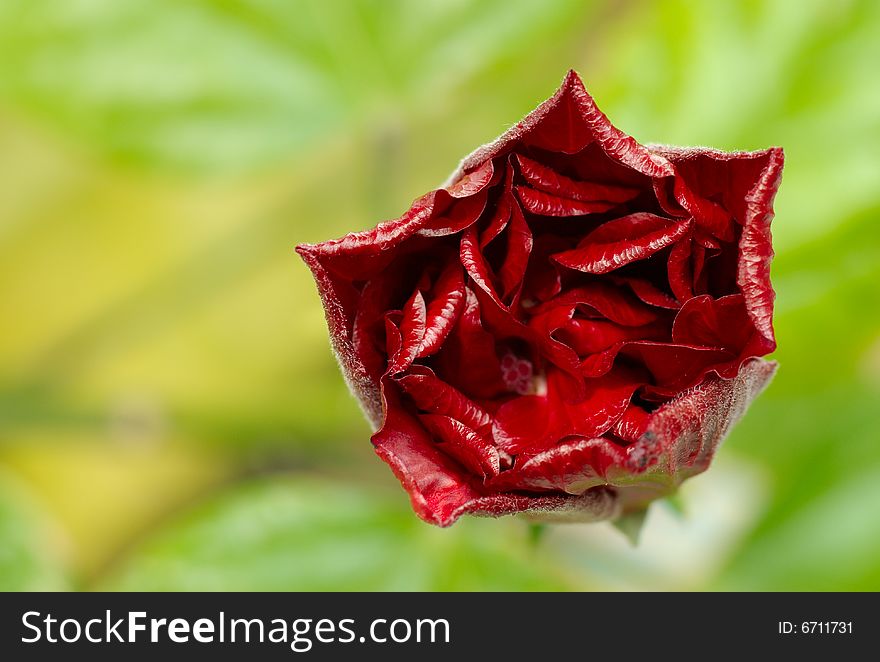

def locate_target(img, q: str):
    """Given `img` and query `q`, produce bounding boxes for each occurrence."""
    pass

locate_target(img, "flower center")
[500,351,535,395]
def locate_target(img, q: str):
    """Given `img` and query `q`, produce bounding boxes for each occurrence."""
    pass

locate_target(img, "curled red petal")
[492,368,636,455]
[621,341,733,396]
[432,287,507,400]
[444,158,495,198]
[649,145,784,347]
[372,393,484,526]
[460,225,503,307]
[489,358,777,511]
[416,263,466,359]
[521,234,569,304]
[297,192,437,273]
[516,185,616,216]
[352,274,398,384]
[672,175,734,241]
[672,294,752,351]
[579,344,624,378]
[652,176,688,218]
[479,160,515,248]
[559,318,667,356]
[383,315,402,368]
[559,318,628,355]
[562,369,638,436]
[553,214,691,274]
[474,70,675,175]
[397,367,493,435]
[612,275,680,309]
[491,394,552,455]
[419,188,488,237]
[691,241,710,294]
[374,382,621,527]
[527,304,582,372]
[516,153,640,204]
[496,202,533,300]
[531,282,660,327]
[489,437,628,494]
[612,358,777,510]
[667,236,694,302]
[613,402,652,443]
[738,149,783,348]
[670,294,775,383]
[420,414,500,479]
[451,488,619,524]
[386,289,426,375]
[479,193,511,248]
[296,156,492,285]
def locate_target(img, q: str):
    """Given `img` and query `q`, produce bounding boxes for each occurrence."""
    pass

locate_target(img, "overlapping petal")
[552,213,692,274]
[516,154,641,204]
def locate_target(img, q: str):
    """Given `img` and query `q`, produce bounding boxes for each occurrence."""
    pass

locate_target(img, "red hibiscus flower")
[297,70,783,527]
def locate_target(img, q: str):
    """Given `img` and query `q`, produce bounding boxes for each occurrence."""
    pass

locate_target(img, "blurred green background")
[1,0,879,591]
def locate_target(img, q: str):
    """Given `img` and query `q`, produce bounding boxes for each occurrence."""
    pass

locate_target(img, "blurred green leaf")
[0,469,68,591]
[0,437,232,581]
[98,477,583,591]
[0,0,592,172]
[717,466,880,591]
[0,0,340,171]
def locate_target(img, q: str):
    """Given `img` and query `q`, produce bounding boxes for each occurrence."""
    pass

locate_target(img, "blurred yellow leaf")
[0,435,230,581]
